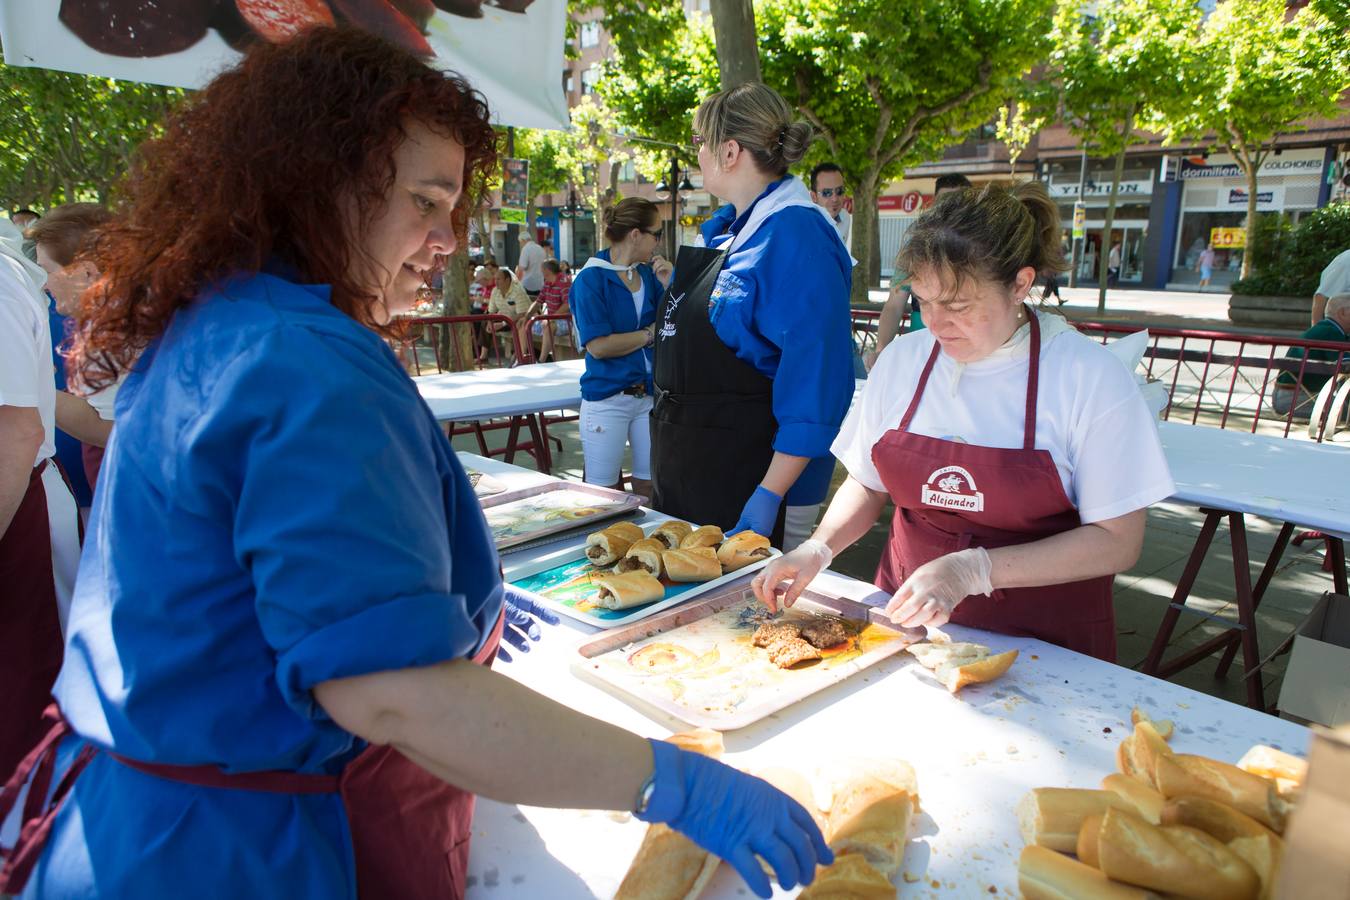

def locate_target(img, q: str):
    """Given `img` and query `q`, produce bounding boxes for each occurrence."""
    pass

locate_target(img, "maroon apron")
[0,461,65,783]
[1,610,505,898]
[871,311,1117,661]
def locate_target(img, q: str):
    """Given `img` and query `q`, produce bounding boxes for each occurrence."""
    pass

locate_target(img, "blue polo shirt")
[697,177,855,504]
[571,249,661,401]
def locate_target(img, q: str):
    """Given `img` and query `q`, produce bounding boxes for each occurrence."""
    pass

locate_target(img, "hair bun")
[779,121,814,166]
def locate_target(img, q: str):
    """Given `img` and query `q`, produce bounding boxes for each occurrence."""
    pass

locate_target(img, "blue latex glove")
[637,739,832,897]
[497,586,560,663]
[730,485,783,539]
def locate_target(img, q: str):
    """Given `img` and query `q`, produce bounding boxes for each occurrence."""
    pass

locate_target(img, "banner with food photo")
[0,1,567,129]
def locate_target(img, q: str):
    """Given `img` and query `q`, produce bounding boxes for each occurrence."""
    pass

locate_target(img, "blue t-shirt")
[29,271,504,898]
[697,178,855,505]
[570,248,660,401]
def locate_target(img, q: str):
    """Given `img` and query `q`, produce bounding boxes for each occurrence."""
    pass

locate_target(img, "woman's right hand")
[751,539,833,613]
[638,739,831,897]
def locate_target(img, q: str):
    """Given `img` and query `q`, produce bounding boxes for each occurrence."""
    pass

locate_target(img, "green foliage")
[513,127,572,200]
[0,51,184,209]
[1232,203,1350,298]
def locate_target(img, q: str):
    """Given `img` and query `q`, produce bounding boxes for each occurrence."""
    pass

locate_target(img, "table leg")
[1143,509,1223,675]
[1216,521,1294,677]
[527,414,552,474]
[504,416,523,465]
[1226,514,1266,710]
[1331,538,1348,596]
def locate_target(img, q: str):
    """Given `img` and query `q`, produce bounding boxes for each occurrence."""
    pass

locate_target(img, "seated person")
[520,259,572,362]
[484,268,528,362]
[1271,293,1350,417]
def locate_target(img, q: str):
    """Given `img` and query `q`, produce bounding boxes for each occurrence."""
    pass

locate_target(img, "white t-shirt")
[832,208,851,245]
[86,375,125,421]
[1317,248,1350,298]
[832,310,1175,524]
[517,240,547,292]
[631,283,650,373]
[0,250,56,466]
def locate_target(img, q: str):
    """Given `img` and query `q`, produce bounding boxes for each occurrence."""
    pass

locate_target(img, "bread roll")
[755,766,824,832]
[906,641,1017,693]
[1017,788,1132,853]
[1116,721,1173,788]
[1096,808,1259,900]
[651,520,694,549]
[1153,754,1288,833]
[615,729,726,900]
[797,853,895,900]
[1077,813,1104,868]
[717,530,773,572]
[1017,845,1159,900]
[1160,796,1276,843]
[1227,832,1282,900]
[825,760,919,876]
[593,570,665,610]
[1101,773,1165,824]
[679,525,724,549]
[1130,707,1175,741]
[586,521,644,566]
[662,547,720,583]
[616,538,666,578]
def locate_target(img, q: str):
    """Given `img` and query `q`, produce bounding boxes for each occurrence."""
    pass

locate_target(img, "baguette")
[1153,754,1288,833]
[661,547,721,583]
[616,538,666,578]
[1076,813,1104,868]
[1101,773,1165,824]
[797,853,895,900]
[1130,707,1175,741]
[825,760,919,877]
[1017,788,1132,853]
[907,641,1018,693]
[615,730,725,900]
[1159,796,1276,843]
[1017,845,1159,900]
[679,524,724,550]
[1227,832,1282,900]
[586,521,645,566]
[716,530,773,572]
[651,520,694,549]
[1096,807,1259,900]
[592,570,665,610]
[1116,722,1173,788]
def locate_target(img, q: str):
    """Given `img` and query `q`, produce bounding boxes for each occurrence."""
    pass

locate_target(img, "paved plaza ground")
[448,284,1338,714]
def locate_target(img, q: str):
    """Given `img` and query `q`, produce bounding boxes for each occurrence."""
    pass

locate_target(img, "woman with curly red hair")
[0,28,829,900]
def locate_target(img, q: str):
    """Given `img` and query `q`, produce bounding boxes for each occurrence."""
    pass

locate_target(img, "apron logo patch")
[711,271,748,303]
[921,465,984,512]
[659,291,685,339]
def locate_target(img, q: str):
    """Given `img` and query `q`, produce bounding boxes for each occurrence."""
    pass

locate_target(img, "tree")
[759,0,1055,304]
[513,127,571,229]
[995,95,1048,177]
[709,0,761,89]
[1052,0,1202,312]
[0,51,183,209]
[560,96,637,228]
[1149,0,1350,280]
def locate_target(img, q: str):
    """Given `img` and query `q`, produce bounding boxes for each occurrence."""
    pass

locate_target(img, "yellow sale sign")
[1210,227,1246,249]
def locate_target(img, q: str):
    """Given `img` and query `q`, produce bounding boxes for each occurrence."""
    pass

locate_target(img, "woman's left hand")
[884,547,993,629]
[731,485,783,539]
[652,255,673,288]
[498,586,561,663]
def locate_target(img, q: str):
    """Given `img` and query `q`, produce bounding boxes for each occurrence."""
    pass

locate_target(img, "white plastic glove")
[884,547,994,629]
[751,539,833,613]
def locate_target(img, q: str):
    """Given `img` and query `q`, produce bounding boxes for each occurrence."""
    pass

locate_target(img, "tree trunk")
[1097,109,1133,315]
[1241,160,1259,281]
[850,177,880,306]
[526,196,537,231]
[441,245,475,372]
[709,0,761,89]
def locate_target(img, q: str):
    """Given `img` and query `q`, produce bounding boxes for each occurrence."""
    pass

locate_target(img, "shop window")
[580,66,598,95]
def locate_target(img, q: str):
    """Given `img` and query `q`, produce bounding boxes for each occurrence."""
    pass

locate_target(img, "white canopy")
[0,1,568,130]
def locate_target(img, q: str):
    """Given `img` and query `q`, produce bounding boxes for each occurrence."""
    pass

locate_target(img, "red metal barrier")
[518,313,579,365]
[389,313,525,374]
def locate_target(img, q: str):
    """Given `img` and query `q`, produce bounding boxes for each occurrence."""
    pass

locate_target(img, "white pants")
[580,393,653,485]
[783,503,820,553]
[42,461,79,635]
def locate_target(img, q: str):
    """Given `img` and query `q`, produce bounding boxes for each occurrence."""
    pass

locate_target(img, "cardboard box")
[1274,724,1350,899]
[1277,592,1350,728]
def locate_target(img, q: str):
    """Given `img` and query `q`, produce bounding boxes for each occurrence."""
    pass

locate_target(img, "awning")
[0,1,567,130]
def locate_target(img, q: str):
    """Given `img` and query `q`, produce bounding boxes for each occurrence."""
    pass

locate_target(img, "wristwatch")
[634,770,657,815]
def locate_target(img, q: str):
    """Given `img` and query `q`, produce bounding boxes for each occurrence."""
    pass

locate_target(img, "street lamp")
[557,187,587,265]
[654,158,696,258]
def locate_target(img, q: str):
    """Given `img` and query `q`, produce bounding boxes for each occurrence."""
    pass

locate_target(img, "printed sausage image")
[233,0,336,44]
[328,0,433,55]
[59,0,213,57]
[432,0,483,17]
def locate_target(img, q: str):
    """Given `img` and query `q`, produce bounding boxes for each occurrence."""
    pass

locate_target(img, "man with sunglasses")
[810,163,851,246]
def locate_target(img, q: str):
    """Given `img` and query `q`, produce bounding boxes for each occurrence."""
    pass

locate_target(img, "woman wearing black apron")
[651,84,855,548]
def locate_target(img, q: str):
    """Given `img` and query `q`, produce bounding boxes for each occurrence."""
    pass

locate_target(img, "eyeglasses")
[691,131,706,148]
[642,228,664,240]
[816,187,846,198]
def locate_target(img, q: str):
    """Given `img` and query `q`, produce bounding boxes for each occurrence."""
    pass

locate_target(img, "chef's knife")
[797,593,928,644]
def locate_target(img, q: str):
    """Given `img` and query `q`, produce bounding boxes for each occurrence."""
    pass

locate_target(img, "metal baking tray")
[479,481,645,551]
[571,585,914,731]
[506,522,780,629]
